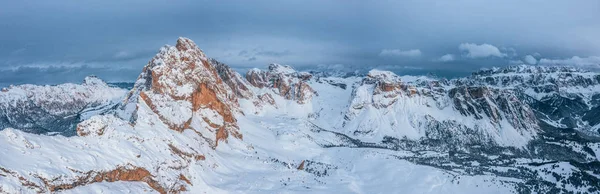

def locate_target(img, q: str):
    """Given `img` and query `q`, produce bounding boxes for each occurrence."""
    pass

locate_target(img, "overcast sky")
[1,0,600,86]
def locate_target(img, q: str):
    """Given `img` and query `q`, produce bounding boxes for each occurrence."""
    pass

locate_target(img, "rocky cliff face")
[448,86,539,133]
[245,64,316,104]
[212,59,254,99]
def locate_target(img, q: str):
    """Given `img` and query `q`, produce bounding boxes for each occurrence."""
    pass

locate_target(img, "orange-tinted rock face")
[361,70,430,108]
[374,81,421,98]
[192,83,242,146]
[45,165,183,194]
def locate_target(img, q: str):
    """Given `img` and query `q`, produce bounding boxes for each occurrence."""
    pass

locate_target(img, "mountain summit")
[119,37,242,148]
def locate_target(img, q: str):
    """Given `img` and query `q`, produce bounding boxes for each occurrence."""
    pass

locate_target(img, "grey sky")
[1,0,599,86]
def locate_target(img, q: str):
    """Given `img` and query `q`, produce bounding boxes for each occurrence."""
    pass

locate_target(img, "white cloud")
[379,49,422,57]
[459,43,506,58]
[437,54,455,62]
[523,55,537,65]
[539,56,600,67]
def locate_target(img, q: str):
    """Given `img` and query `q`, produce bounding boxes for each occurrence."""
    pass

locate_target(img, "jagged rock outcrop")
[0,76,126,136]
[211,59,253,99]
[245,64,316,104]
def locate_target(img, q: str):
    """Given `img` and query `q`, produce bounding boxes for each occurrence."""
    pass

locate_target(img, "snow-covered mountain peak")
[119,37,242,147]
[175,37,205,56]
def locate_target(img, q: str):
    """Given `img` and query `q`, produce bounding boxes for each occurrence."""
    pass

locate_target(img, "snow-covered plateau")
[1,38,599,194]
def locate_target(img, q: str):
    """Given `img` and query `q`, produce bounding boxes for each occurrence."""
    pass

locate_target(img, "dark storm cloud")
[1,0,599,85]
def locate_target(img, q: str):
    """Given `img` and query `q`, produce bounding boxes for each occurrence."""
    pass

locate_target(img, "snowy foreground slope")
[1,38,600,193]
